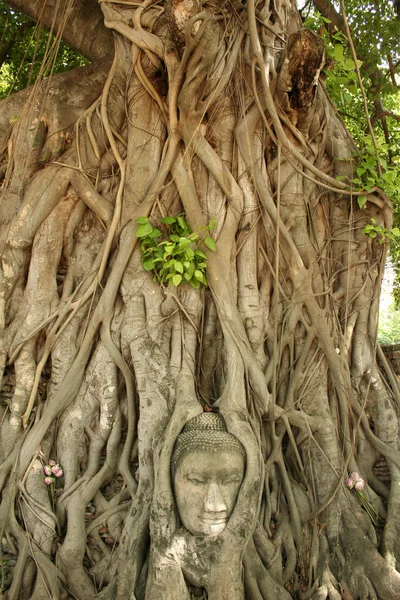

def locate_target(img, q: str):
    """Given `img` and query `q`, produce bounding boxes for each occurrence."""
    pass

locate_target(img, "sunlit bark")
[0,1,399,599]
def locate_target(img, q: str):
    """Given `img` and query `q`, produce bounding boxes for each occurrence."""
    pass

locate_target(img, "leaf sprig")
[136,215,216,288]
[351,136,400,211]
[362,217,400,242]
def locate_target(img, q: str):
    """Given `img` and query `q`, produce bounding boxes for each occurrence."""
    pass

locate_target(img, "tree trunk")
[0,1,399,599]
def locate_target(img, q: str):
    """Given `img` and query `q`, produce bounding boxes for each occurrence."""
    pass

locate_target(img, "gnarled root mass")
[0,0,399,599]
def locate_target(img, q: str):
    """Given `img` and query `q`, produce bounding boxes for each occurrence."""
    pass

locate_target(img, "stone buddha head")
[171,412,246,536]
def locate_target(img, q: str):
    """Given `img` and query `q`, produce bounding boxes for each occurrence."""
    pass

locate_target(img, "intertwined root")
[0,0,399,598]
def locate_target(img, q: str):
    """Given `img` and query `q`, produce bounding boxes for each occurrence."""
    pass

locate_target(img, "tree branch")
[312,0,345,33]
[4,0,113,61]
[374,108,400,122]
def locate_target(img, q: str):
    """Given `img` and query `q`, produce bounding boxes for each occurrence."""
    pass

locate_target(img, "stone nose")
[204,482,227,513]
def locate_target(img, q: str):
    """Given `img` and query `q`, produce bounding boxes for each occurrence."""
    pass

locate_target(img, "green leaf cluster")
[303,13,365,120]
[136,215,216,289]
[303,6,399,147]
[350,136,400,210]
[363,217,400,242]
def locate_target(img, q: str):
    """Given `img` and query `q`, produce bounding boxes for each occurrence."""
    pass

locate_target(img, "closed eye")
[187,477,206,485]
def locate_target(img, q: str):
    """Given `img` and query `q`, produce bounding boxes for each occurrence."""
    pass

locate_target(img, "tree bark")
[0,1,399,599]
[5,0,113,61]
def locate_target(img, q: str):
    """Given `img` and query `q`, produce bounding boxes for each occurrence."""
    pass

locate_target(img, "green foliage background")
[0,1,88,99]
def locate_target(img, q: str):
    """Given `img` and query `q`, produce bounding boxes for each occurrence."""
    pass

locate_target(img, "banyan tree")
[0,0,399,598]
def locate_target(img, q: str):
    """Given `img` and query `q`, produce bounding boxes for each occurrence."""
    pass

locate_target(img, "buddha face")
[173,449,245,536]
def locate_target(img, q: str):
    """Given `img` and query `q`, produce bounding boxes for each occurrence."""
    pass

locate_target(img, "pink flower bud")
[49,460,56,466]
[44,477,54,486]
[51,465,60,475]
[350,472,360,481]
[354,479,365,491]
[345,478,354,489]
[54,469,63,478]
[44,465,52,476]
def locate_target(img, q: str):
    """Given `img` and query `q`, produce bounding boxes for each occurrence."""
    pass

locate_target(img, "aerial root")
[0,2,398,600]
[299,568,341,600]
[6,508,65,600]
[302,567,380,600]
[243,539,292,600]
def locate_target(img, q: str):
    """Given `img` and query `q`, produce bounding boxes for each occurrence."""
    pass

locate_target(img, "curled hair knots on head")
[171,412,246,477]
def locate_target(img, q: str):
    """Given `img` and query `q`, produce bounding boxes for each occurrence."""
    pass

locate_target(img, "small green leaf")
[163,244,174,256]
[143,259,155,271]
[184,272,191,281]
[162,216,176,225]
[170,234,180,242]
[357,195,367,209]
[208,217,217,230]
[204,237,217,251]
[164,259,176,269]
[136,216,149,225]
[173,274,182,286]
[189,278,200,289]
[344,58,355,70]
[378,157,388,169]
[186,248,195,259]
[194,270,204,282]
[334,44,344,62]
[356,167,366,177]
[174,262,183,273]
[177,238,192,250]
[195,250,207,259]
[178,216,188,231]
[391,227,400,237]
[186,263,195,276]
[382,171,395,183]
[343,92,352,105]
[136,223,153,238]
[149,228,161,238]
